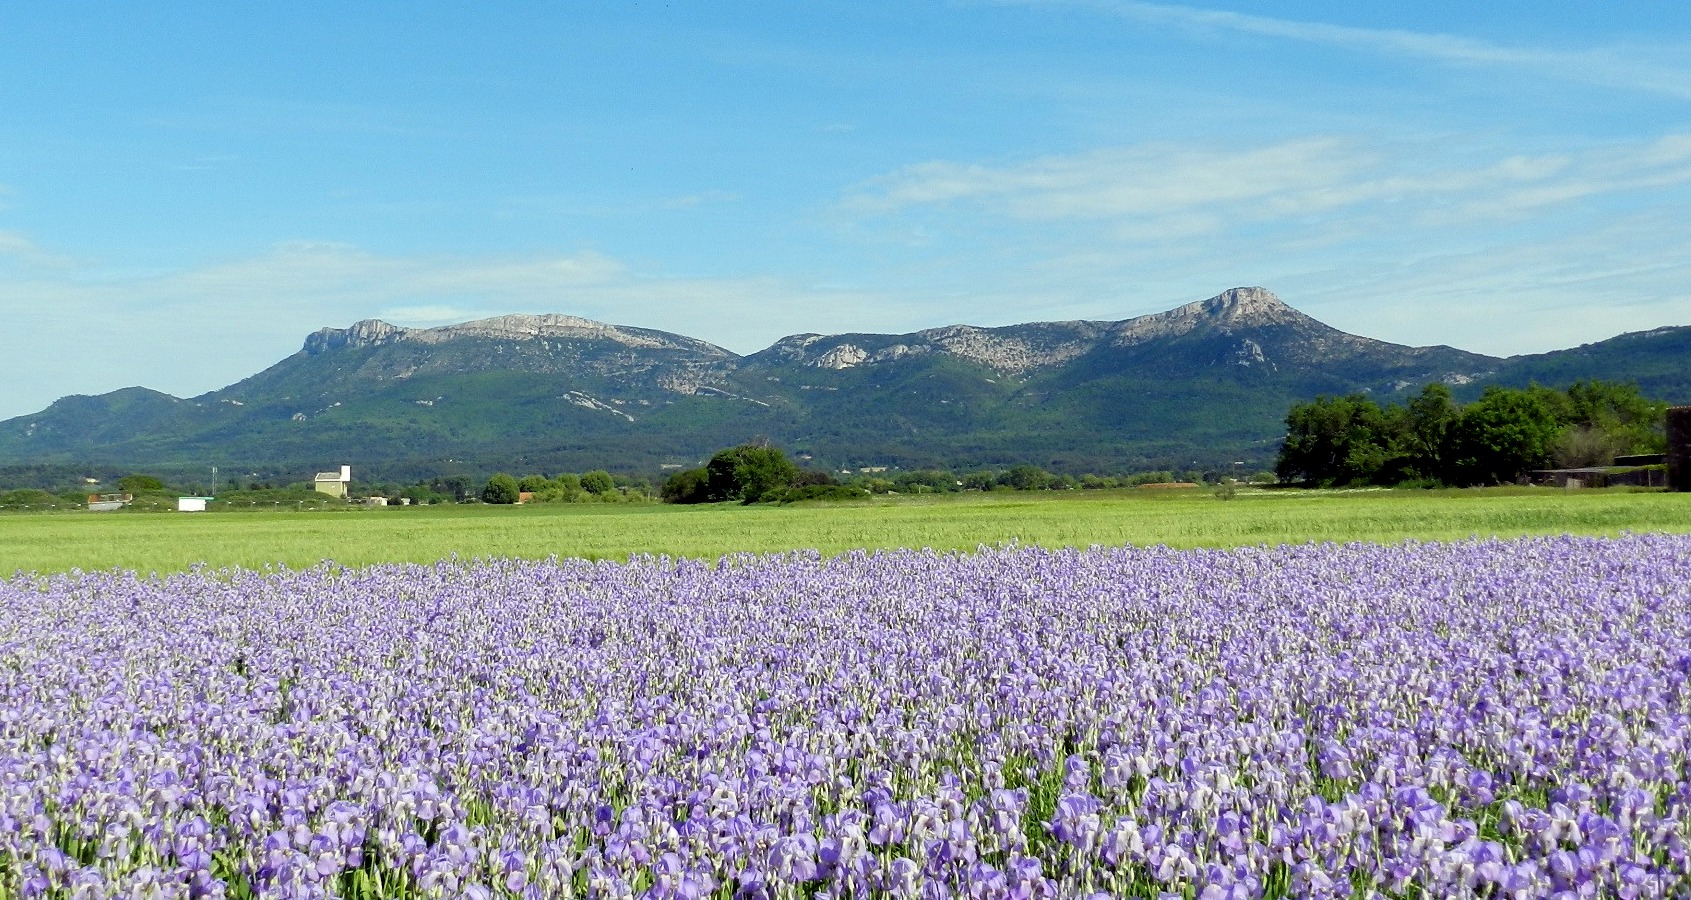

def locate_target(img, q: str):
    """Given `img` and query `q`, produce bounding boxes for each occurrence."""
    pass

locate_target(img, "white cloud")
[846,137,1375,221]
[845,133,1691,233]
[1013,0,1691,100]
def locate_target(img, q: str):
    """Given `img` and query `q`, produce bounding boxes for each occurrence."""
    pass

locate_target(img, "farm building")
[1671,407,1691,492]
[176,497,212,512]
[314,465,352,498]
[1531,464,1666,489]
[86,492,133,512]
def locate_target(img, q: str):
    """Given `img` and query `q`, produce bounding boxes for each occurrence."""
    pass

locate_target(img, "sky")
[3,1,1690,419]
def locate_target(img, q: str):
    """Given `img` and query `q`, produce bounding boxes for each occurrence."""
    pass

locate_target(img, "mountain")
[1475,325,1691,403]
[0,287,1681,482]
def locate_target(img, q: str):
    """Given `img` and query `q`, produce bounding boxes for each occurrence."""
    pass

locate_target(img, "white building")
[313,465,352,498]
[176,497,211,512]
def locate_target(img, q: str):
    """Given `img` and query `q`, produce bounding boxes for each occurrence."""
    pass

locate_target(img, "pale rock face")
[872,344,926,363]
[918,325,1101,375]
[813,344,870,369]
[303,314,734,357]
[1234,338,1270,367]
[1110,286,1304,347]
[303,319,406,354]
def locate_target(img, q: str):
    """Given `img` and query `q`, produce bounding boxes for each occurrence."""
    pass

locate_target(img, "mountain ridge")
[2,287,1684,480]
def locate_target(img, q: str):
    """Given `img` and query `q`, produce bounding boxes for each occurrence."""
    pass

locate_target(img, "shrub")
[661,468,711,504]
[481,473,521,505]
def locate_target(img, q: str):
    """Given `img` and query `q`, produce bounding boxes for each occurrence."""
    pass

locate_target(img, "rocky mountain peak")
[303,319,406,354]
[1110,286,1310,347]
[1199,286,1295,323]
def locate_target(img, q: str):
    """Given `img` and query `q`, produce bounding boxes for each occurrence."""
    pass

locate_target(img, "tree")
[1275,395,1394,486]
[1400,383,1461,483]
[427,475,473,502]
[580,470,617,495]
[481,473,521,504]
[896,470,958,493]
[661,468,711,504]
[118,474,166,493]
[704,444,800,504]
[552,473,583,494]
[999,465,1055,491]
[517,474,550,492]
[1559,380,1667,459]
[1449,387,1561,485]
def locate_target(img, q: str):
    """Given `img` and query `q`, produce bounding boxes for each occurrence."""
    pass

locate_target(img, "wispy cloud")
[1007,0,1691,100]
[845,133,1691,232]
[845,137,1375,220]
[0,231,72,269]
[833,128,1691,359]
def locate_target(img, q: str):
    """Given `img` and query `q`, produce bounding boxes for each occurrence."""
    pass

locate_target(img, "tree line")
[476,470,650,504]
[1276,381,1666,487]
[656,444,1277,505]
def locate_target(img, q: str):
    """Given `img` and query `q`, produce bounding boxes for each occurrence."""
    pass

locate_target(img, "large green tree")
[1399,383,1460,482]
[580,470,617,495]
[1553,380,1667,465]
[1449,387,1562,485]
[480,472,521,504]
[1275,394,1395,486]
[117,474,166,493]
[704,443,801,504]
[660,468,711,504]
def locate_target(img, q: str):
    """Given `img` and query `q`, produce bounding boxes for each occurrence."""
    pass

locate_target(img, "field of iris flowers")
[3,534,1689,898]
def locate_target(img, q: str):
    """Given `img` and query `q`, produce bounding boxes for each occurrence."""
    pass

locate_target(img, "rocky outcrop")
[1109,286,1309,347]
[303,319,406,354]
[918,323,1105,375]
[303,314,735,358]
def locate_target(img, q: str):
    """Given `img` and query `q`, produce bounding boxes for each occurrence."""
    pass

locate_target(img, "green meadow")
[2,486,1688,575]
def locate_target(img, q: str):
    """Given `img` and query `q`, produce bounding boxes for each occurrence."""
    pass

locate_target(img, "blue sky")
[3,2,1690,419]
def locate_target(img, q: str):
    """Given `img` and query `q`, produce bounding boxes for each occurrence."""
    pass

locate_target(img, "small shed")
[1670,407,1691,492]
[177,497,213,512]
[1531,465,1667,489]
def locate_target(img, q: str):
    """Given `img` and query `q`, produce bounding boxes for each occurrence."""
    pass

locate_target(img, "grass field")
[2,486,1688,575]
